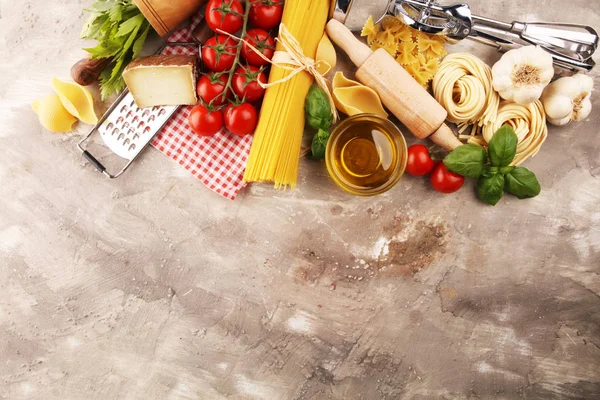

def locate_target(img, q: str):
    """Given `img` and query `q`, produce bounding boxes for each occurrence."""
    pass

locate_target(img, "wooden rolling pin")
[326,19,462,150]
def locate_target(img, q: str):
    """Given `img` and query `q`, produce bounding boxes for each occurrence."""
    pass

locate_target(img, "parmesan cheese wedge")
[123,55,198,108]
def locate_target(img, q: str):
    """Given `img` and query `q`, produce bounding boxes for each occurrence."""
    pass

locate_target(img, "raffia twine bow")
[218,24,339,123]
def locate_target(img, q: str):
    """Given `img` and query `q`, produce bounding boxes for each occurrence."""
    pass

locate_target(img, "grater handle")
[81,150,107,174]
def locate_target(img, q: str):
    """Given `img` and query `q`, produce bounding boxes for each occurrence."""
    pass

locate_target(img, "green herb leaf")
[504,167,541,199]
[311,129,330,160]
[477,171,505,206]
[115,14,144,37]
[488,125,518,167]
[132,22,151,59]
[443,144,487,178]
[305,86,333,130]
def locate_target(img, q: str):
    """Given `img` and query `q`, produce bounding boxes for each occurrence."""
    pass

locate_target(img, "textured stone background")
[0,0,599,399]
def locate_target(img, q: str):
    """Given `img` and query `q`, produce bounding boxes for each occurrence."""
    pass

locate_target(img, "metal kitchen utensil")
[77,91,180,178]
[331,0,599,72]
[77,39,204,178]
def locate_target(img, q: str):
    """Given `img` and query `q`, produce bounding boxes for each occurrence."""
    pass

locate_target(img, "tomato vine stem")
[218,0,253,105]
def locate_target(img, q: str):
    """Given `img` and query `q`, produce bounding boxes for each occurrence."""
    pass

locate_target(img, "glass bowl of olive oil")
[325,114,407,196]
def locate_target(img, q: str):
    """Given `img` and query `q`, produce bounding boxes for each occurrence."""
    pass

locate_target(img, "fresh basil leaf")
[488,125,518,167]
[311,129,330,160]
[443,144,487,178]
[305,86,333,130]
[481,167,497,178]
[500,166,514,174]
[504,167,541,199]
[477,173,505,206]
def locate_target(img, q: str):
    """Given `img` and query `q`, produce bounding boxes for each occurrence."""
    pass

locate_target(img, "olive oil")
[326,114,407,196]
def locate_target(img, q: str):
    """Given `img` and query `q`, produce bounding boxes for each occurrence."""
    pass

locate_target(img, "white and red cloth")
[151,13,252,200]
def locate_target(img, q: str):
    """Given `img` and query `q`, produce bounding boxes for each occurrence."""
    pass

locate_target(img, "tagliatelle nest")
[361,15,447,88]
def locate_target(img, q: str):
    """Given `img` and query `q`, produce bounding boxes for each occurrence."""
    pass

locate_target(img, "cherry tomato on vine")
[189,104,223,136]
[241,29,275,66]
[196,73,230,106]
[232,65,266,102]
[205,0,244,34]
[202,35,238,72]
[224,103,258,136]
[249,0,283,31]
[406,144,435,176]
[430,161,465,194]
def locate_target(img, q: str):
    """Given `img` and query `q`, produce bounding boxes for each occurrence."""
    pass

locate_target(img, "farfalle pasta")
[332,72,388,118]
[361,15,447,87]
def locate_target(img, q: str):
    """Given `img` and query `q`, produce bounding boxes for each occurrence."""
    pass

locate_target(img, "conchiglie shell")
[315,32,336,76]
[332,72,388,118]
[52,77,98,125]
[32,94,77,133]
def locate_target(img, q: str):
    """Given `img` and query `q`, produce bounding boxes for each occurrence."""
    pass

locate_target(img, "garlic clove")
[542,93,572,120]
[513,85,544,106]
[572,74,594,93]
[574,98,592,121]
[548,115,571,126]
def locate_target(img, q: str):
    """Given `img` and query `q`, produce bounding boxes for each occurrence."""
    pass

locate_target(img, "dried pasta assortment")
[243,0,330,189]
[32,77,97,133]
[432,53,499,128]
[332,72,388,118]
[481,101,548,166]
[361,15,446,87]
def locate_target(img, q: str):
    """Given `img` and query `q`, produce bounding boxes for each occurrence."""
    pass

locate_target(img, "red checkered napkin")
[151,13,253,200]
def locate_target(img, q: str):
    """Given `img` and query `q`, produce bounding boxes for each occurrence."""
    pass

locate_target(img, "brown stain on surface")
[376,220,447,277]
[292,216,447,286]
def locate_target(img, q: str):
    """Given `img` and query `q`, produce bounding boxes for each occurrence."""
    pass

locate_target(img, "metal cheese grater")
[76,90,180,178]
[76,32,208,178]
[332,0,599,72]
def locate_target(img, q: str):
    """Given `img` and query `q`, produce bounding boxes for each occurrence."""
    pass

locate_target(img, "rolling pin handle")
[326,19,372,67]
[429,123,463,150]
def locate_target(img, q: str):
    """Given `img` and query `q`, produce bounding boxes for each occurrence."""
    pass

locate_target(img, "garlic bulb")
[540,74,594,126]
[491,46,554,105]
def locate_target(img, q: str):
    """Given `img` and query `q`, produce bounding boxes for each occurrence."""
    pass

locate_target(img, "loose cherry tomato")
[430,161,465,194]
[406,144,435,176]
[205,0,244,34]
[249,0,283,31]
[202,35,238,72]
[232,65,266,102]
[241,29,275,66]
[224,103,258,136]
[196,73,229,106]
[189,104,223,136]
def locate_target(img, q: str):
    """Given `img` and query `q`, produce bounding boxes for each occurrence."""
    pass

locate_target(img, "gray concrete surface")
[1,0,599,399]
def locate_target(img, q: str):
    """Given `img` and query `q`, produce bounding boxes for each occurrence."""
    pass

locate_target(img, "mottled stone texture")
[0,0,599,399]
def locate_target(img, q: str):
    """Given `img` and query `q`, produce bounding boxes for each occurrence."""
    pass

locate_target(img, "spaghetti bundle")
[243,0,330,189]
[432,53,499,127]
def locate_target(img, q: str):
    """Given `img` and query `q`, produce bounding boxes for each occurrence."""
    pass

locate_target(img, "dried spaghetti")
[243,0,329,189]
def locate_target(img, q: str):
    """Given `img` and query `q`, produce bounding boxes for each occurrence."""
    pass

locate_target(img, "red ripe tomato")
[406,144,435,176]
[189,104,223,136]
[205,0,244,34]
[249,0,283,31]
[224,103,258,136]
[202,35,238,72]
[232,65,266,102]
[241,29,275,66]
[430,161,465,194]
[196,73,229,106]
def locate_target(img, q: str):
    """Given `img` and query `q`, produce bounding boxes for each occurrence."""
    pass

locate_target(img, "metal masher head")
[393,0,473,39]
